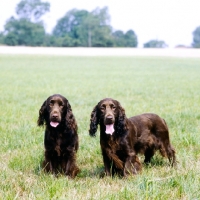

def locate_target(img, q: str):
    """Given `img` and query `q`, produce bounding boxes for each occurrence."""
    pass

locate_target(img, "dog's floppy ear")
[37,100,47,126]
[115,101,128,136]
[89,104,100,137]
[65,101,77,133]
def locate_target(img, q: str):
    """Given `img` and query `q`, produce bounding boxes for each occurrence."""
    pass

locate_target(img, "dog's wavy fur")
[89,98,176,176]
[89,98,142,177]
[37,94,79,178]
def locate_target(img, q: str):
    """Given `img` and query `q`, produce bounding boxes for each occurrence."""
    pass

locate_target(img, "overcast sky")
[0,0,200,47]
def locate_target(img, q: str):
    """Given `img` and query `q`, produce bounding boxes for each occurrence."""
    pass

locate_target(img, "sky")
[0,0,200,48]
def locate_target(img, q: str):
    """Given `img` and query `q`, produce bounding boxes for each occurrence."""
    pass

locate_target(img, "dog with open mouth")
[37,94,79,178]
[89,98,176,177]
[89,98,142,177]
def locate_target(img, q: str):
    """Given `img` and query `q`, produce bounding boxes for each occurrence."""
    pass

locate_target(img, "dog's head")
[37,94,73,129]
[89,98,128,137]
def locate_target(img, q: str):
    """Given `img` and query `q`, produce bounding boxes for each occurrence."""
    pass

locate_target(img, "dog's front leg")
[43,150,57,174]
[49,161,54,173]
[64,160,79,178]
[123,153,142,176]
[63,149,79,178]
[102,150,112,176]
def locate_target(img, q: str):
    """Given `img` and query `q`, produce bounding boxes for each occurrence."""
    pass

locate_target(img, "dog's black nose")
[52,113,58,119]
[105,115,114,124]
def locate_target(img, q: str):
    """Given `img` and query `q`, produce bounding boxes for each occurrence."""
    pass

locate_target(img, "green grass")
[0,55,200,199]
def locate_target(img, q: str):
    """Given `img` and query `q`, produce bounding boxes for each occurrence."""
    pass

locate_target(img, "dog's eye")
[110,104,116,109]
[57,101,64,107]
[49,100,54,107]
[100,106,105,110]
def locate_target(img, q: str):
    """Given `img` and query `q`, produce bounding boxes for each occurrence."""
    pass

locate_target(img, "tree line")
[0,0,200,48]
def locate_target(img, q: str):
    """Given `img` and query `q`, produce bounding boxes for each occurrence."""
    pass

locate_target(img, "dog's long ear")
[89,105,100,137]
[65,101,78,133]
[37,100,47,126]
[115,101,128,136]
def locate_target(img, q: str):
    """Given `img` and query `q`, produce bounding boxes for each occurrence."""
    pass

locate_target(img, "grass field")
[0,54,200,199]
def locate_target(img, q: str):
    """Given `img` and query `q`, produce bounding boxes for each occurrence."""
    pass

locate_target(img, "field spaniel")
[89,98,176,177]
[37,94,79,178]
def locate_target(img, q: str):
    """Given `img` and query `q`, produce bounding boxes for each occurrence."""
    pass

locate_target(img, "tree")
[53,7,113,47]
[3,0,49,46]
[112,30,138,47]
[112,30,125,47]
[88,7,113,47]
[4,17,45,46]
[0,32,5,44]
[53,9,89,37]
[143,39,167,48]
[123,30,138,47]
[16,0,50,22]
[192,26,200,48]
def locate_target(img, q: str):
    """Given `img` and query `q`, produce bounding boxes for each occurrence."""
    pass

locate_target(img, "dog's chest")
[54,134,63,156]
[107,136,121,151]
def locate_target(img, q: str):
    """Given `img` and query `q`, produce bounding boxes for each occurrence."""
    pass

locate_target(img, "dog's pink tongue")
[50,121,59,127]
[105,124,114,135]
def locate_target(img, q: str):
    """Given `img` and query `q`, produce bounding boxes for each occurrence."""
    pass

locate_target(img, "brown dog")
[37,94,79,178]
[89,98,142,177]
[89,98,176,176]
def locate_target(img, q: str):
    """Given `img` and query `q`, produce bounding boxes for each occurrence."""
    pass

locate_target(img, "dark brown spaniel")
[89,98,142,177]
[37,94,79,178]
[89,98,176,177]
